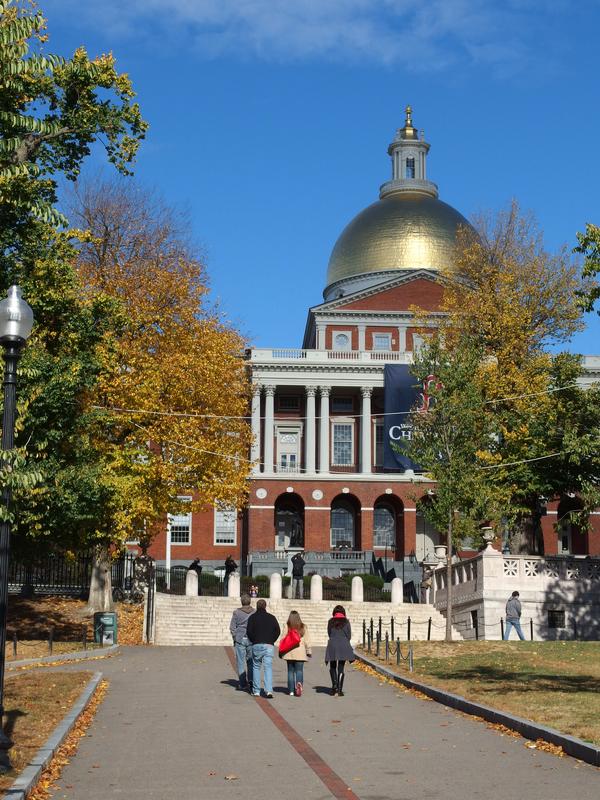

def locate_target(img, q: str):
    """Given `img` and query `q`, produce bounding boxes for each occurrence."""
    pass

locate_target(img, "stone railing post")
[310,574,322,602]
[390,577,403,604]
[351,575,363,602]
[227,573,240,599]
[270,572,282,600]
[185,570,198,597]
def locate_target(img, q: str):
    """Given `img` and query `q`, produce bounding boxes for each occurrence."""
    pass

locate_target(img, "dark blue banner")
[383,364,420,471]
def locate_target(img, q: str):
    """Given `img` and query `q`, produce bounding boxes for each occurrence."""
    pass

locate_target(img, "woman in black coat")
[325,605,354,696]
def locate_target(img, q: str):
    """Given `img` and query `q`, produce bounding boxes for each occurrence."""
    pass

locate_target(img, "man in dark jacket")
[503,591,525,640]
[229,594,254,690]
[291,552,305,599]
[246,599,281,698]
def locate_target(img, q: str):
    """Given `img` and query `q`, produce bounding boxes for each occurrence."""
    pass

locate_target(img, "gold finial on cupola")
[400,104,417,139]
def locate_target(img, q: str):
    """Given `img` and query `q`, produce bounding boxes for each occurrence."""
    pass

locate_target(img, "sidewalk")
[46,646,598,800]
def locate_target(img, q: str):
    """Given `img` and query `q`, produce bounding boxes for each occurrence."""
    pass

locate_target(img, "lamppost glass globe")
[0,285,34,344]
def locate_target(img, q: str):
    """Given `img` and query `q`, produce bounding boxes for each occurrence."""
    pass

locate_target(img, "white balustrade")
[270,572,282,600]
[227,573,240,599]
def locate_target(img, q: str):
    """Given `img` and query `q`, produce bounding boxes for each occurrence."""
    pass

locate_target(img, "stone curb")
[356,652,600,768]
[6,645,120,670]
[1,672,103,800]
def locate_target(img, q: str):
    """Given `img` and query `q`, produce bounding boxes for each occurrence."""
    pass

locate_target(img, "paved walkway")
[46,646,598,800]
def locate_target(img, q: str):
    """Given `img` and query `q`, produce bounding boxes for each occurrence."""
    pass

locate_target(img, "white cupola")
[379,105,438,199]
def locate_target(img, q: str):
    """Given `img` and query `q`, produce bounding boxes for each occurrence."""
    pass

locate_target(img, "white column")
[391,577,403,604]
[264,385,275,475]
[358,324,366,351]
[398,326,407,352]
[319,386,330,473]
[310,574,323,602]
[250,384,262,473]
[351,575,364,603]
[305,387,316,474]
[228,573,241,599]
[165,515,172,590]
[270,571,282,600]
[360,386,372,474]
[317,324,326,350]
[185,570,198,596]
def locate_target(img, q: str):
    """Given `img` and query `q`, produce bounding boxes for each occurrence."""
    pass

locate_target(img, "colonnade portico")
[250,383,376,476]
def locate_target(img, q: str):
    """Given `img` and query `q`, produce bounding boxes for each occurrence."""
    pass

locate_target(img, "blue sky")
[45,0,600,353]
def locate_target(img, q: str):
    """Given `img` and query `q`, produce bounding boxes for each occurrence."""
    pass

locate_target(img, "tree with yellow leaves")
[431,202,599,553]
[71,179,251,606]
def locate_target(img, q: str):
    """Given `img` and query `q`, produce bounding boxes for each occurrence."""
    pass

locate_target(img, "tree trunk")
[508,514,544,555]
[445,513,453,642]
[86,545,114,613]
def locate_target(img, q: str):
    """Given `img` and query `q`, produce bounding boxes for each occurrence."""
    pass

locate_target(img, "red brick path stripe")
[225,647,361,800]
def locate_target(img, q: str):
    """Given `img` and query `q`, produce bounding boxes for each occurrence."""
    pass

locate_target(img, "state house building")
[148,108,600,573]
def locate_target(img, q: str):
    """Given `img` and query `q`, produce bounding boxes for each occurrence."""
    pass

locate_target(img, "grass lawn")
[0,671,93,793]
[360,641,600,745]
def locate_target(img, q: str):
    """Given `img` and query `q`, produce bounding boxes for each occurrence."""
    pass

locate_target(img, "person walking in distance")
[246,598,281,698]
[503,591,525,640]
[229,593,255,691]
[325,605,354,696]
[291,552,305,599]
[223,554,238,597]
[281,610,311,696]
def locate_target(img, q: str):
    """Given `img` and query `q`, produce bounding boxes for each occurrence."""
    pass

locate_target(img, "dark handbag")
[278,628,301,657]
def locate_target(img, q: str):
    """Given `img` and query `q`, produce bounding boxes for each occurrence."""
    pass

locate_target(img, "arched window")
[406,157,415,178]
[330,499,355,549]
[416,508,441,561]
[373,503,395,548]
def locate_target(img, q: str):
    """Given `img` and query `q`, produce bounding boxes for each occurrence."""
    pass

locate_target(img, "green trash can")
[93,611,118,645]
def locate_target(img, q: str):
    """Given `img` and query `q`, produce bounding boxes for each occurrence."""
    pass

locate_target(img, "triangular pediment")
[311,270,445,314]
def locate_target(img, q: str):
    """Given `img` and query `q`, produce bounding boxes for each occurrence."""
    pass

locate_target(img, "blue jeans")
[286,660,304,693]
[251,644,274,695]
[234,638,253,688]
[504,618,525,640]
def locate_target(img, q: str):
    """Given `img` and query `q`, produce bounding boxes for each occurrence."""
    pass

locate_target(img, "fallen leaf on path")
[224,774,239,781]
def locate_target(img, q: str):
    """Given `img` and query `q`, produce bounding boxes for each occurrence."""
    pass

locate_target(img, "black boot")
[329,666,338,696]
[338,673,345,697]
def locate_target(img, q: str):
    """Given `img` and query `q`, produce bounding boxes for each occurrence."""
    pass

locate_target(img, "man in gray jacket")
[503,591,525,640]
[230,594,254,690]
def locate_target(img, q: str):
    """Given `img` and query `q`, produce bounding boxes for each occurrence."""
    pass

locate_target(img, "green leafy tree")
[404,335,501,640]
[575,223,600,314]
[0,0,147,609]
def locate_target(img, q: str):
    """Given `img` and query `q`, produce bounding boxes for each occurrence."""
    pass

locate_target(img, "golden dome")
[326,192,473,290]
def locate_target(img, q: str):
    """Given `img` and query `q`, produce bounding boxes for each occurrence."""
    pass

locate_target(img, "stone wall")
[431,544,600,640]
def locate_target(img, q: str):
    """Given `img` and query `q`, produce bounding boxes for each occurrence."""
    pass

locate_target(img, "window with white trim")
[373,503,395,548]
[214,507,237,545]
[333,331,352,351]
[406,157,415,178]
[332,422,354,466]
[373,333,391,351]
[170,496,192,544]
[276,427,302,473]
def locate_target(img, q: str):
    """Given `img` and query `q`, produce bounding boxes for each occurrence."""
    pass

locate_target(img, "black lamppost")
[0,286,34,772]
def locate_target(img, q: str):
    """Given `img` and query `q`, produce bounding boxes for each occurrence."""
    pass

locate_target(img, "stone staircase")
[151,594,460,646]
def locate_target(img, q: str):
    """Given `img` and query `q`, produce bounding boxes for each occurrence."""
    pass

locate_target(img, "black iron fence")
[8,552,138,597]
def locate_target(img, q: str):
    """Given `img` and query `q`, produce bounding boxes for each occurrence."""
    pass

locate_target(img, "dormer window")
[406,157,415,178]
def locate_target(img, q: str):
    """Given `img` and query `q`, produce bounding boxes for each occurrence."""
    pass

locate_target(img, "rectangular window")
[373,333,391,351]
[548,609,565,629]
[406,157,415,178]
[277,428,301,473]
[374,421,384,466]
[332,423,353,466]
[331,397,354,413]
[278,395,300,411]
[169,496,192,544]
[214,507,237,545]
